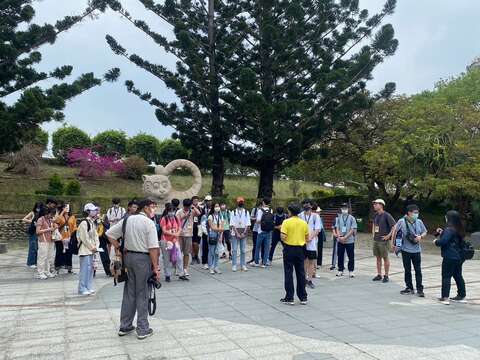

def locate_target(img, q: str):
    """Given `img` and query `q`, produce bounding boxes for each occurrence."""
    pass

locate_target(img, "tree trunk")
[207,0,224,197]
[257,160,275,199]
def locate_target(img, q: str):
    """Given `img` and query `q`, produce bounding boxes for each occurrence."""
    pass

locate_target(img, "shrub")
[127,133,160,164]
[311,188,334,198]
[4,144,43,175]
[48,173,64,196]
[67,148,125,178]
[158,139,189,164]
[120,156,148,180]
[52,126,91,162]
[333,187,347,196]
[31,128,49,151]
[65,180,81,195]
[92,130,127,157]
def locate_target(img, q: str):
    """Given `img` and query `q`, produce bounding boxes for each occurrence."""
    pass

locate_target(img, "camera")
[147,274,162,289]
[434,230,442,237]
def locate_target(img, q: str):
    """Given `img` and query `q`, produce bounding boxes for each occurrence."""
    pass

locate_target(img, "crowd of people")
[22,195,470,338]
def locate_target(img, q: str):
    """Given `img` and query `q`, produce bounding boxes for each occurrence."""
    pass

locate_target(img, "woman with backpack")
[434,210,467,305]
[77,203,100,295]
[208,203,224,274]
[23,202,45,269]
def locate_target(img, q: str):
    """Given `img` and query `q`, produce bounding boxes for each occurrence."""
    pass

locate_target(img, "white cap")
[84,203,99,212]
[372,199,386,206]
[204,195,213,201]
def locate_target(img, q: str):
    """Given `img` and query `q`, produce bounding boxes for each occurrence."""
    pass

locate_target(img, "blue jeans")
[231,236,246,268]
[255,231,271,265]
[78,255,94,294]
[27,234,38,266]
[208,243,219,269]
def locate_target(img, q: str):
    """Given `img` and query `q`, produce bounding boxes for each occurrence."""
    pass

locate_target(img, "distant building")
[467,57,480,72]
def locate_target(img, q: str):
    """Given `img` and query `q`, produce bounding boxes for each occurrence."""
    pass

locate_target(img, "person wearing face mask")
[230,197,250,272]
[220,202,232,260]
[268,207,288,264]
[35,207,58,279]
[176,198,201,277]
[106,199,161,340]
[335,204,358,278]
[208,203,224,274]
[392,204,427,297]
[23,202,45,269]
[201,195,213,269]
[253,198,274,268]
[299,200,322,289]
[77,203,100,295]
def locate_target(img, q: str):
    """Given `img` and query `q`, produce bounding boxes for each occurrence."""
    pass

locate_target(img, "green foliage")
[289,181,302,197]
[311,188,335,198]
[31,129,49,151]
[120,156,148,180]
[0,1,118,154]
[158,139,189,165]
[92,130,127,156]
[52,126,91,161]
[64,180,81,196]
[126,133,160,164]
[47,173,64,196]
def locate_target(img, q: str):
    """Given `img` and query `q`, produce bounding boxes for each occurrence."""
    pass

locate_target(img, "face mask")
[89,210,99,218]
[303,205,311,211]
[238,202,244,208]
[214,207,221,213]
[168,211,175,217]
[221,206,226,211]
[341,209,348,215]
[411,213,419,221]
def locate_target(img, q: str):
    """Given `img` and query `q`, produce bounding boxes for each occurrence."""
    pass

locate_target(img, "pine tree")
[0,0,119,154]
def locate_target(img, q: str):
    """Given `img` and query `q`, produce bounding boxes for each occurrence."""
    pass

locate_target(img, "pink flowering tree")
[67,148,125,178]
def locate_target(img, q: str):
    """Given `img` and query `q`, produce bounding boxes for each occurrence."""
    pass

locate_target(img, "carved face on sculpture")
[142,175,172,199]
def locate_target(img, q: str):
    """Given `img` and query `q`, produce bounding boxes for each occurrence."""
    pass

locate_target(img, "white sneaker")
[46,272,56,278]
[79,291,90,296]
[241,266,248,272]
[260,265,266,268]
[314,274,321,279]
[232,265,237,272]
[251,263,259,267]
[88,290,96,295]
[37,273,48,280]
[203,264,209,270]
[29,265,37,269]
[214,268,222,274]
[209,269,215,274]
[349,272,355,278]
[336,271,344,277]
[184,270,190,277]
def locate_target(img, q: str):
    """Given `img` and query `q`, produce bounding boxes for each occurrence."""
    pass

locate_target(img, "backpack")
[260,208,274,232]
[454,233,475,260]
[70,219,91,255]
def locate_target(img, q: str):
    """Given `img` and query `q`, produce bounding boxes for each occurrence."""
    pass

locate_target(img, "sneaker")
[220,253,227,259]
[79,291,90,296]
[88,290,96,295]
[329,266,335,271]
[438,297,450,305]
[450,296,467,303]
[165,276,171,283]
[316,265,321,270]
[179,275,189,281]
[400,288,414,295]
[46,272,56,278]
[232,265,237,272]
[37,273,48,280]
[118,326,135,337]
[314,274,321,279]
[372,275,382,281]
[300,299,308,305]
[260,265,266,268]
[251,263,259,267]
[209,269,215,274]
[137,328,154,340]
[247,259,254,264]
[280,298,294,305]
[29,265,37,269]
[336,271,344,277]
[382,275,389,283]
[203,264,209,270]
[306,280,315,289]
[241,266,248,272]
[349,272,355,278]
[184,270,190,277]
[214,268,222,274]
[417,290,425,298]
[266,260,271,266]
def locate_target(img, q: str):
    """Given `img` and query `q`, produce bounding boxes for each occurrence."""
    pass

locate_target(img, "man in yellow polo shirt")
[280,203,309,305]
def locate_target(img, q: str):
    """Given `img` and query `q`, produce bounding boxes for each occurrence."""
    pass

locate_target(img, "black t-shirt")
[373,211,396,242]
[274,214,287,232]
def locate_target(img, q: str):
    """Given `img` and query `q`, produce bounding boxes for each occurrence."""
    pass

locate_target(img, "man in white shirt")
[299,199,322,289]
[106,198,126,227]
[230,197,250,272]
[254,198,274,268]
[106,198,160,340]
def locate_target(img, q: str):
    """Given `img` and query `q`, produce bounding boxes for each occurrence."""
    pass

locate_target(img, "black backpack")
[456,235,475,260]
[70,219,91,255]
[260,209,274,232]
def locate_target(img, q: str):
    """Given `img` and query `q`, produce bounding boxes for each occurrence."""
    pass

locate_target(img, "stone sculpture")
[142,159,202,211]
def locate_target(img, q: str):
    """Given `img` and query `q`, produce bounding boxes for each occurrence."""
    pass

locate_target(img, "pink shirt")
[160,216,180,243]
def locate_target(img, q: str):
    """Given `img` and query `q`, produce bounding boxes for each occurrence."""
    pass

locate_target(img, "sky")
[8,0,480,141]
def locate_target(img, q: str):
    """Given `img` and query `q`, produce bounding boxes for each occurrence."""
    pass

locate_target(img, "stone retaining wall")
[0,216,28,244]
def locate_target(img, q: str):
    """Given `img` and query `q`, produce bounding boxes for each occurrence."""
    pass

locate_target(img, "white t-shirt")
[230,208,250,229]
[107,206,126,225]
[256,207,272,234]
[299,211,322,251]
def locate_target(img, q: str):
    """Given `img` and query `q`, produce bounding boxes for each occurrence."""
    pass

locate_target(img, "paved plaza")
[1,239,480,360]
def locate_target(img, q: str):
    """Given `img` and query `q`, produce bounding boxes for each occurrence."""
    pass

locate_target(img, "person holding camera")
[434,210,467,305]
[392,204,427,297]
[176,198,201,277]
[106,199,160,340]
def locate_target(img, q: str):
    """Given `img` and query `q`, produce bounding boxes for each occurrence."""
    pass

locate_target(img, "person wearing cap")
[280,203,309,305]
[335,203,357,278]
[77,203,101,295]
[230,197,250,271]
[372,199,396,283]
[106,199,161,340]
[201,195,213,269]
[391,204,427,297]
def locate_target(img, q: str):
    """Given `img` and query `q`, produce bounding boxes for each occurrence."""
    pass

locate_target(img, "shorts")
[192,224,201,243]
[373,241,389,259]
[180,236,193,255]
[305,250,318,260]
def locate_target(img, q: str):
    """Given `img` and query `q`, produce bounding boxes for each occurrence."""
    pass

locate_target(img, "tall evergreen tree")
[0,0,119,153]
